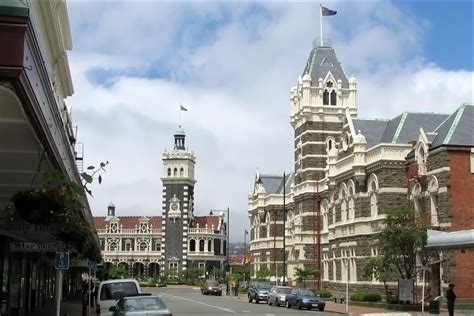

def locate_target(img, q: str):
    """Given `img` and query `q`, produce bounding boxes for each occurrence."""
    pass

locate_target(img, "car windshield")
[300,289,316,297]
[207,281,218,287]
[257,284,271,290]
[278,288,292,294]
[122,297,168,312]
[100,282,139,300]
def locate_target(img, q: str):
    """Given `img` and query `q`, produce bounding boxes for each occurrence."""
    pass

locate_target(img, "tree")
[363,256,393,302]
[378,202,429,280]
[103,265,128,280]
[294,267,320,287]
[255,267,275,281]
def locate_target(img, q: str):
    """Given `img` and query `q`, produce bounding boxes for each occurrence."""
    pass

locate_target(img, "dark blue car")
[285,288,325,311]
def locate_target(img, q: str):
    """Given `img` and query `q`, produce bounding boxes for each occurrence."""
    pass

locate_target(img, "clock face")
[171,203,179,211]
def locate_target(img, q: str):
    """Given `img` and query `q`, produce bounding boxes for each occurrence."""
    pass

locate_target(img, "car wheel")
[319,307,325,311]
[255,296,260,304]
[286,300,291,309]
[307,307,312,310]
[275,299,280,307]
[267,299,271,306]
[248,295,252,303]
[296,301,302,310]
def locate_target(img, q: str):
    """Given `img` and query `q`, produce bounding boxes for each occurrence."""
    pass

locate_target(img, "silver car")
[109,294,172,316]
[267,286,293,307]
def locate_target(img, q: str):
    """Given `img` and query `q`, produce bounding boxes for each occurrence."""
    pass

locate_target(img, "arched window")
[173,168,177,176]
[368,174,379,218]
[140,242,148,251]
[330,90,337,105]
[167,168,171,176]
[323,90,329,105]
[190,239,196,252]
[180,167,184,177]
[199,239,205,252]
[110,242,118,251]
[208,240,212,252]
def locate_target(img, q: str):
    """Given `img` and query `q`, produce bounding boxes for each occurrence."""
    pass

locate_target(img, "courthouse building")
[94,127,228,279]
[248,39,474,302]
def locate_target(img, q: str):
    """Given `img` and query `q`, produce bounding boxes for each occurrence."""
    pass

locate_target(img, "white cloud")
[66,1,473,242]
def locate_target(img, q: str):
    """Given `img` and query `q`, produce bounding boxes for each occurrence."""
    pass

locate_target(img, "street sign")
[55,252,69,270]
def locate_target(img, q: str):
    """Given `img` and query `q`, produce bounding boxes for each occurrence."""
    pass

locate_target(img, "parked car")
[285,288,325,311]
[109,293,172,316]
[201,280,222,296]
[96,279,141,316]
[247,282,272,303]
[267,286,293,307]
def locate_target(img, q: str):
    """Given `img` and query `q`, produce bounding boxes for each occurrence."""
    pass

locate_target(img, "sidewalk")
[29,294,96,316]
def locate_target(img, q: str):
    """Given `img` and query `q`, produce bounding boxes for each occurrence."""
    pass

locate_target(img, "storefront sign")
[10,241,59,252]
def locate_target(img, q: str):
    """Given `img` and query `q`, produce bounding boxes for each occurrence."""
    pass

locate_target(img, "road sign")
[55,252,69,270]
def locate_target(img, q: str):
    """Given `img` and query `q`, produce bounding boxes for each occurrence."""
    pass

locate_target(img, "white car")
[96,279,141,316]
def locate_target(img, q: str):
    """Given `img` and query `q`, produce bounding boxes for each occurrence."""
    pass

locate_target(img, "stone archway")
[133,262,145,278]
[148,263,160,279]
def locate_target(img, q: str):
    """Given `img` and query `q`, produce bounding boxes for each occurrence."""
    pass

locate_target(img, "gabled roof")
[303,46,349,88]
[192,216,220,229]
[256,173,294,195]
[431,104,474,149]
[352,118,389,148]
[380,112,448,144]
[259,175,284,195]
[93,216,162,230]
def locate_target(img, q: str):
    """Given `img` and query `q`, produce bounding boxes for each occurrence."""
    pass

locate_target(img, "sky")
[65,1,473,243]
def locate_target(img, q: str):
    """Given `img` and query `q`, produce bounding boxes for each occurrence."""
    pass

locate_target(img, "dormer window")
[167,168,171,176]
[180,167,184,177]
[173,168,177,176]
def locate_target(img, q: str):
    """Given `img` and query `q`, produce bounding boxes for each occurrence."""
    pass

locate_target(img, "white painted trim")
[378,188,407,193]
[427,167,450,175]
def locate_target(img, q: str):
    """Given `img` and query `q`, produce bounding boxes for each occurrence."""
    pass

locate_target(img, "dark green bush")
[317,288,332,298]
[350,291,382,302]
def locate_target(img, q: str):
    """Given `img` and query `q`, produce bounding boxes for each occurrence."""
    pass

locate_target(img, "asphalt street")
[146,287,340,316]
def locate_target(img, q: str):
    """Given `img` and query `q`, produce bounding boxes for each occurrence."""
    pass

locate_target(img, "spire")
[174,125,186,150]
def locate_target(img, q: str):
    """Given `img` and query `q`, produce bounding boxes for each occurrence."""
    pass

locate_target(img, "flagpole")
[179,103,181,125]
[320,4,323,46]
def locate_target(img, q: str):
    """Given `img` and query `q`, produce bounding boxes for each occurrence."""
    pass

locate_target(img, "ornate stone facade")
[94,127,227,279]
[248,40,474,301]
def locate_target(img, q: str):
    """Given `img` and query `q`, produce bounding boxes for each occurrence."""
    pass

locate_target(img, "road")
[145,286,339,316]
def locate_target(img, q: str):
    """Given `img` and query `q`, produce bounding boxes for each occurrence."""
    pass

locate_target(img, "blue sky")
[66,1,473,242]
[399,1,473,70]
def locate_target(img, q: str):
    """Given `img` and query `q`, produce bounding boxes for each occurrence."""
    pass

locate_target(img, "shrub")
[316,288,332,298]
[350,291,382,302]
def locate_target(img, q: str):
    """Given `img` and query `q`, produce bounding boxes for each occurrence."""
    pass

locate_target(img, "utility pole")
[283,172,286,285]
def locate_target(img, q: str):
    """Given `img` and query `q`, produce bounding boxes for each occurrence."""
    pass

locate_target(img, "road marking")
[161,293,236,313]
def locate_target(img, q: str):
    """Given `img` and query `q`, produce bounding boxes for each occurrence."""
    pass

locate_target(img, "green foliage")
[103,265,128,280]
[255,267,275,281]
[294,267,320,287]
[181,268,205,285]
[316,288,333,298]
[378,202,429,280]
[350,291,382,302]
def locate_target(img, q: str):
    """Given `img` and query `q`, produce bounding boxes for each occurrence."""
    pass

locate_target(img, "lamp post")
[282,172,286,286]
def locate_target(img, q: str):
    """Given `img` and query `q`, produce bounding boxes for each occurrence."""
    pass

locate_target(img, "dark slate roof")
[431,104,474,148]
[353,118,389,148]
[260,175,284,195]
[259,173,294,195]
[380,112,449,144]
[303,46,349,88]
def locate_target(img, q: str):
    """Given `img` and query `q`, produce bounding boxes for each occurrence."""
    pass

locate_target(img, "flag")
[180,104,188,111]
[321,5,337,16]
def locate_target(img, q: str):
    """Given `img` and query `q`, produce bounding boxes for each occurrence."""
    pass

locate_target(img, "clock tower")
[160,125,196,276]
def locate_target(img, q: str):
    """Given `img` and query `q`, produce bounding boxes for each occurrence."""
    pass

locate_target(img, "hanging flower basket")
[11,190,60,225]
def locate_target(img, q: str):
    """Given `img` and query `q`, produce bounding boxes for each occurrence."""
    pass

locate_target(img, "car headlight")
[302,298,309,303]
[208,287,212,290]
[279,295,286,300]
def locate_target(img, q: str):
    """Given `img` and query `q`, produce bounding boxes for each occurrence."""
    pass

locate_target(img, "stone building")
[94,127,228,279]
[248,39,474,302]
